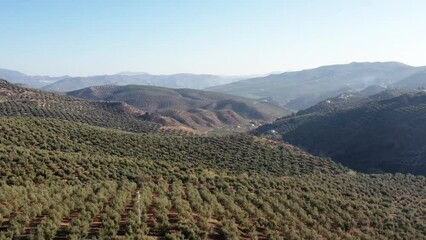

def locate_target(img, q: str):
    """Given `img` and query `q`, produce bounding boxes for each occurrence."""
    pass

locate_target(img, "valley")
[67,84,288,130]
[2,1,426,239]
[1,63,426,239]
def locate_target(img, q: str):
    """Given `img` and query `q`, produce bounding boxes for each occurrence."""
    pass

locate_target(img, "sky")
[1,0,426,76]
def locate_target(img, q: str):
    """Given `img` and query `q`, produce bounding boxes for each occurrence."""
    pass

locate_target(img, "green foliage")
[0,79,160,133]
[0,117,344,186]
[220,219,240,240]
[254,91,426,175]
[0,105,424,239]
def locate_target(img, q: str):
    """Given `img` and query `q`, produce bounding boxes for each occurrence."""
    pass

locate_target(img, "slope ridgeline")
[253,90,426,175]
[67,84,289,130]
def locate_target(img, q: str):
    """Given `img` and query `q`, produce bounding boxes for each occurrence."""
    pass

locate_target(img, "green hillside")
[67,84,288,130]
[0,117,425,239]
[253,91,426,175]
[0,79,160,133]
[1,78,425,239]
[297,88,408,115]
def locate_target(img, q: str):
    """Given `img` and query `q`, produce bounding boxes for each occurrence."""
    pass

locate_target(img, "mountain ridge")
[0,68,243,91]
[207,61,426,110]
[253,90,426,175]
[0,68,69,88]
[43,73,242,92]
[67,84,289,130]
[394,70,426,89]
[0,79,162,133]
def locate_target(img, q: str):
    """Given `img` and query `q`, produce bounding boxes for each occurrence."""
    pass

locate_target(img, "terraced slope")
[0,79,160,133]
[253,91,426,175]
[68,84,289,130]
[0,117,425,239]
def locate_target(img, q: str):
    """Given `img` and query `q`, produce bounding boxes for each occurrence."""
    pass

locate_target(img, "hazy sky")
[1,0,426,76]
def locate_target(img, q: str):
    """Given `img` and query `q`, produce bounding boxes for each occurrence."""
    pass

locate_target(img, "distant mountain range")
[43,73,243,92]
[68,84,288,130]
[0,68,69,88]
[253,89,426,175]
[207,62,426,110]
[2,62,426,111]
[0,68,244,91]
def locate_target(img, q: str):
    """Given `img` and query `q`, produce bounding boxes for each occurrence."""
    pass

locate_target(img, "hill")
[394,70,426,89]
[1,78,425,239]
[42,73,241,92]
[67,84,289,130]
[0,116,425,239]
[0,79,160,133]
[253,90,426,175]
[0,68,68,88]
[296,88,409,115]
[207,62,425,110]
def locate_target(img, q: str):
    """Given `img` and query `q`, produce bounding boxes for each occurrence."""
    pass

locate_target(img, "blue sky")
[1,0,426,76]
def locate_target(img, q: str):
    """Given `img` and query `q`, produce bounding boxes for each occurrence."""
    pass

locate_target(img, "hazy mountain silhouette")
[43,73,242,92]
[207,62,425,110]
[0,68,68,88]
[394,70,426,89]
